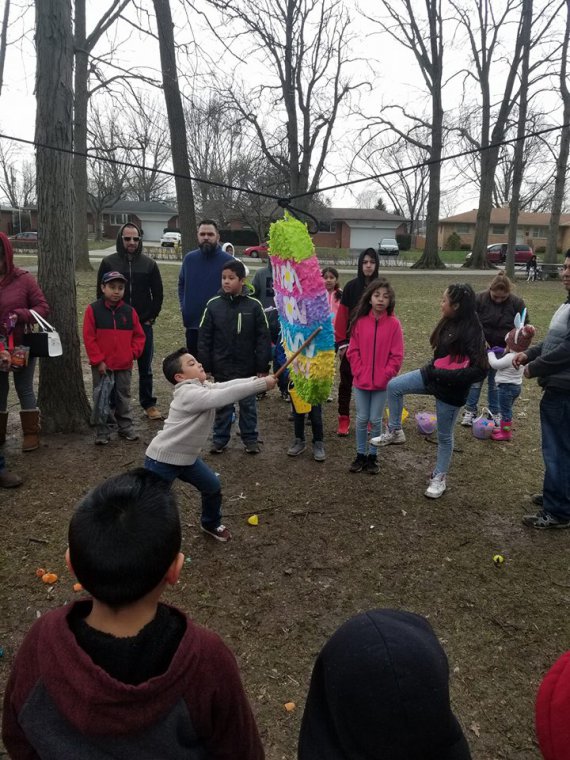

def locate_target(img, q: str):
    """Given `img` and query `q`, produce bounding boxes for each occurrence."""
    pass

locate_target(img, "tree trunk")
[506,0,532,279]
[73,0,92,271]
[35,0,91,433]
[546,0,570,272]
[153,0,197,252]
[0,0,10,97]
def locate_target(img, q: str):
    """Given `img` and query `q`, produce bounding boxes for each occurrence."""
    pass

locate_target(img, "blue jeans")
[465,368,499,416]
[273,340,289,394]
[386,369,460,475]
[144,456,222,529]
[497,383,521,421]
[0,357,38,410]
[540,390,570,520]
[185,328,199,359]
[214,393,258,447]
[138,323,156,410]
[353,387,386,455]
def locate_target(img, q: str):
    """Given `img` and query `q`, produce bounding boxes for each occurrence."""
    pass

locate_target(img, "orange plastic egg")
[41,573,58,584]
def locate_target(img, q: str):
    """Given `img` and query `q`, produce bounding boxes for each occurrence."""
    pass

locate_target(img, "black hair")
[163,347,187,385]
[430,283,487,365]
[198,218,219,232]
[350,278,396,327]
[68,469,181,609]
[222,258,246,279]
[322,266,342,301]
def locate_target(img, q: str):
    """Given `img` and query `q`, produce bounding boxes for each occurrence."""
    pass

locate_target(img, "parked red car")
[465,243,534,265]
[9,231,38,247]
[243,243,269,259]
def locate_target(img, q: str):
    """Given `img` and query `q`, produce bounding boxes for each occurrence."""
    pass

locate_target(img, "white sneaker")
[425,473,446,499]
[491,413,501,427]
[461,410,476,427]
[370,429,406,447]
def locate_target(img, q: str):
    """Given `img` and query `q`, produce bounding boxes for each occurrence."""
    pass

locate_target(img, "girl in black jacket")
[371,283,487,499]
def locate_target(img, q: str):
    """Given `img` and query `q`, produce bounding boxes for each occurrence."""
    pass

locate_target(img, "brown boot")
[0,411,7,445]
[0,469,23,488]
[20,409,40,452]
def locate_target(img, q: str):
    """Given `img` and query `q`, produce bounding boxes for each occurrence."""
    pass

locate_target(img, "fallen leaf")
[469,722,481,737]
[284,701,296,712]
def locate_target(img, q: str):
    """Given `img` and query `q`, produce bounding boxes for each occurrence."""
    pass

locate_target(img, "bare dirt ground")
[1,273,568,759]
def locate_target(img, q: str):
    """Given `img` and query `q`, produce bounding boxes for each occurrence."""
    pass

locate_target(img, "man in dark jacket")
[96,223,164,420]
[516,252,570,529]
[198,259,271,454]
[178,220,233,359]
[334,248,379,435]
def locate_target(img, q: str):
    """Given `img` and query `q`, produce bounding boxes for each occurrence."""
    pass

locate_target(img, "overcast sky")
[0,0,565,214]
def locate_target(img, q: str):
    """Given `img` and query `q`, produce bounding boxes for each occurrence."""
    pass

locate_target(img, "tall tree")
[506,0,533,278]
[199,0,363,213]
[545,0,570,270]
[368,0,445,268]
[0,0,10,96]
[73,0,132,272]
[35,0,91,432]
[124,95,172,201]
[153,0,197,253]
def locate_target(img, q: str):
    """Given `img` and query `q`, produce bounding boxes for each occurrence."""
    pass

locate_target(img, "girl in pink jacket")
[346,278,404,474]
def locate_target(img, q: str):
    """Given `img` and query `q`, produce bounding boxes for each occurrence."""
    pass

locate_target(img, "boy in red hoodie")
[83,271,145,445]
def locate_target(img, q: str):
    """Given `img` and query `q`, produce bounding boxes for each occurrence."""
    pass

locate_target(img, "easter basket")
[472,408,496,440]
[415,411,437,436]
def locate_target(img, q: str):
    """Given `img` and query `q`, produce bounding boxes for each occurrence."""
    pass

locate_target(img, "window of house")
[456,223,470,233]
[492,225,506,235]
[105,213,129,225]
[532,227,546,237]
[318,220,336,233]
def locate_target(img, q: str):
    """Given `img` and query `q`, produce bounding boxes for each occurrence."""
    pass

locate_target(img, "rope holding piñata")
[268,213,335,405]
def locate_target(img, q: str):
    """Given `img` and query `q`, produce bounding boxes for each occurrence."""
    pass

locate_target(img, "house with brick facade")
[310,207,408,253]
[439,208,570,252]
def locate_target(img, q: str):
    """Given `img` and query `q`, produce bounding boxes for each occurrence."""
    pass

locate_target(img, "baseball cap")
[102,271,127,284]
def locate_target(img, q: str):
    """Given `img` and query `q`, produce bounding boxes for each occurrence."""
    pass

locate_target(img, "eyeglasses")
[122,236,140,242]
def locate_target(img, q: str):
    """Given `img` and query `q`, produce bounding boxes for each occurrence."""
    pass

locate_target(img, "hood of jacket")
[299,609,471,760]
[0,231,17,281]
[115,223,143,258]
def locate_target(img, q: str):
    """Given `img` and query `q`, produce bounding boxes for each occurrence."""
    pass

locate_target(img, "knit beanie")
[536,650,570,760]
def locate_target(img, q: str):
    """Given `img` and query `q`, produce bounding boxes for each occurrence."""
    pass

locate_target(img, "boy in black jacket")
[198,259,271,454]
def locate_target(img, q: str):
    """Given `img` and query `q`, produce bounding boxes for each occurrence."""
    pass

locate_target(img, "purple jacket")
[0,232,49,345]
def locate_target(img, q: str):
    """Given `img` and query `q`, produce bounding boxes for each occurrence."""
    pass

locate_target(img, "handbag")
[91,372,114,426]
[22,309,63,358]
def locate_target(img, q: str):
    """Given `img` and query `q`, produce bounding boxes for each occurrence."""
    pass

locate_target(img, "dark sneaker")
[522,511,570,529]
[210,443,228,454]
[288,438,306,456]
[244,441,261,454]
[281,391,290,402]
[119,431,139,442]
[95,435,110,446]
[531,493,543,506]
[349,453,367,473]
[313,441,326,461]
[365,455,380,475]
[201,524,233,542]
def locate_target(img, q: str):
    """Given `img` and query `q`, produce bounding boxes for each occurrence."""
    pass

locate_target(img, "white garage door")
[350,226,397,251]
[139,220,165,242]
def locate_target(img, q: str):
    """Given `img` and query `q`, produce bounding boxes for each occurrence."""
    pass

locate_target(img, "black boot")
[349,453,367,473]
[365,454,380,475]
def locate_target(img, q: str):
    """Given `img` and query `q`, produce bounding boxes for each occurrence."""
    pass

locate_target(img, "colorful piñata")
[268,213,335,404]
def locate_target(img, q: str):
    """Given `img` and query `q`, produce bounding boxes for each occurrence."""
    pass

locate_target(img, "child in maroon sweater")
[2,469,265,759]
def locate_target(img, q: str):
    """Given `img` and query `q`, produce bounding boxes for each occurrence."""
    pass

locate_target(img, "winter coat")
[83,298,145,371]
[96,224,163,323]
[252,261,280,342]
[420,322,486,407]
[0,232,49,345]
[334,248,380,348]
[347,311,404,390]
[198,288,271,381]
[475,290,527,348]
[178,245,234,331]
[525,298,570,391]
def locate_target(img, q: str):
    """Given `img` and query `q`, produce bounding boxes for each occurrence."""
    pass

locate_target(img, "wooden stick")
[274,326,322,378]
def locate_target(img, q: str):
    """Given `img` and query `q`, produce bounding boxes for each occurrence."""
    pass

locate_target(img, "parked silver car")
[378,238,399,255]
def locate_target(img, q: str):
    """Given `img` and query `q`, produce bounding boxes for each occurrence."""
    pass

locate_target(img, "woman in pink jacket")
[346,278,404,474]
[0,232,49,451]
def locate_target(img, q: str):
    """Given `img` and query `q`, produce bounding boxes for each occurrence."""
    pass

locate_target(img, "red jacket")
[83,298,145,370]
[0,232,49,345]
[347,311,404,390]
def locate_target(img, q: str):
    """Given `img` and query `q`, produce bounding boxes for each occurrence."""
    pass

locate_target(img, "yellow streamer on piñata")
[269,213,335,405]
